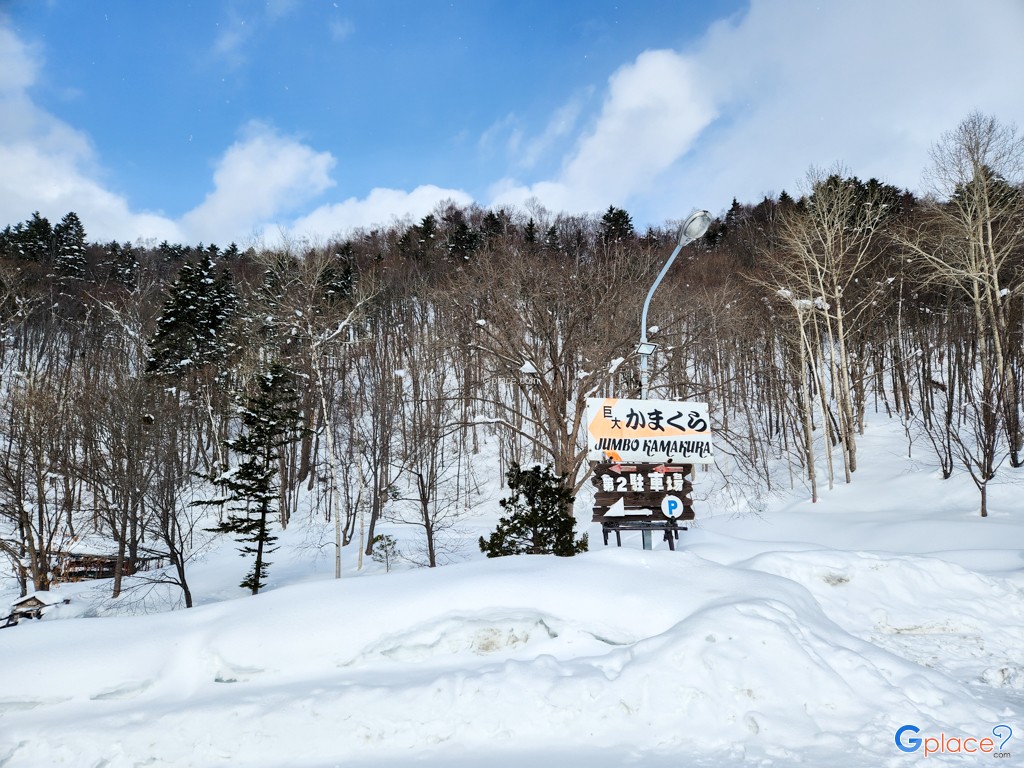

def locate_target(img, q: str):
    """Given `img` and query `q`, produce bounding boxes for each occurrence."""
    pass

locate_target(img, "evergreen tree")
[418,214,437,243]
[17,212,53,262]
[158,240,186,264]
[0,225,15,259]
[442,206,479,260]
[400,214,439,262]
[146,256,238,376]
[724,198,743,232]
[640,226,661,247]
[53,211,87,280]
[479,463,587,557]
[543,225,559,250]
[807,174,906,230]
[524,218,538,244]
[481,210,503,245]
[104,241,139,286]
[600,205,634,243]
[204,362,302,594]
[319,247,357,302]
[950,164,1018,215]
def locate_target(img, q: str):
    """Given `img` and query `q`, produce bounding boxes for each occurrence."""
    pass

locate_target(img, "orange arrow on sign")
[609,464,637,474]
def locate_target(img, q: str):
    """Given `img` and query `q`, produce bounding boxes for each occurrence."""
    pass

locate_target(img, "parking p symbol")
[661,495,683,519]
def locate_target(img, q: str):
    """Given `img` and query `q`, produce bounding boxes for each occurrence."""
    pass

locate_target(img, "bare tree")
[902,113,1024,468]
[767,168,899,482]
[252,247,375,575]
[771,291,824,500]
[352,299,404,563]
[451,233,660,505]
[0,333,81,593]
[896,114,1024,514]
[389,300,473,566]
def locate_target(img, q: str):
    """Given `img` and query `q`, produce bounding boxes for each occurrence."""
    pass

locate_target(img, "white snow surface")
[1,420,1023,767]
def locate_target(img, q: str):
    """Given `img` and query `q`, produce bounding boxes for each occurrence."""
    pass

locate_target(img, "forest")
[0,112,1021,606]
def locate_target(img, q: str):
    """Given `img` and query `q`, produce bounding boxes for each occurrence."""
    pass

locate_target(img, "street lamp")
[638,209,712,399]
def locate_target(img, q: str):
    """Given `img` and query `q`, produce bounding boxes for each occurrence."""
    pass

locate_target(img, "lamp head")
[679,209,713,245]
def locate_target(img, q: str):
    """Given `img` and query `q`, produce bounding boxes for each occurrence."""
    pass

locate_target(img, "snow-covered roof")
[59,536,119,557]
[11,591,62,607]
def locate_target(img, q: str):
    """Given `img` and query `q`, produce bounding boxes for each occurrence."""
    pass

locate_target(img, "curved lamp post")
[639,209,713,399]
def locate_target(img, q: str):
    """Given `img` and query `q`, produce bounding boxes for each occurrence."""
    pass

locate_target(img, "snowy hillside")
[1,420,1022,767]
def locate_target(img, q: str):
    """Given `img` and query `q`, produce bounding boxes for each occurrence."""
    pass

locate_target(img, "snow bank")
[2,548,1017,767]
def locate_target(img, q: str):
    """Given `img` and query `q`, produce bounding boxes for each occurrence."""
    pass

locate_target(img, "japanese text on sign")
[586,398,714,464]
[598,471,688,493]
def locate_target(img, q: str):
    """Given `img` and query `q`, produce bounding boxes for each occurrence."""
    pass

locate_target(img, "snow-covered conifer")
[203,362,302,594]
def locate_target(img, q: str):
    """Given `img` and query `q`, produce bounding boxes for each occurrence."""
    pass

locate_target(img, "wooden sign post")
[590,462,695,550]
[585,397,712,551]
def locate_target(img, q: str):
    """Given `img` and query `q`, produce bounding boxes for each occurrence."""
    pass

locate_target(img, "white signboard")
[586,397,714,464]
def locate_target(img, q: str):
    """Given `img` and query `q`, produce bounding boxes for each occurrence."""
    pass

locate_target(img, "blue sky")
[2,0,1023,247]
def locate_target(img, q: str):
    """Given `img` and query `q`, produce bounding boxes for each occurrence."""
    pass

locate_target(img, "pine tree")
[319,247,357,302]
[479,463,587,557]
[481,210,504,245]
[53,211,87,280]
[600,205,634,243]
[442,206,479,260]
[204,362,302,594]
[724,198,743,232]
[396,214,436,263]
[0,227,8,259]
[147,256,237,376]
[16,212,53,262]
[157,240,186,265]
[543,225,559,251]
[104,241,139,286]
[524,218,538,244]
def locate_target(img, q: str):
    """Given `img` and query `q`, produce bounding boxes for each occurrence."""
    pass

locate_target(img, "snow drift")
[3,546,1020,767]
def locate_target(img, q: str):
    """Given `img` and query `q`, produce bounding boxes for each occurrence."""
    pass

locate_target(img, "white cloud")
[265,0,301,21]
[289,185,474,242]
[491,49,715,214]
[6,1,1024,247]
[0,24,37,94]
[649,0,1024,220]
[478,114,520,159]
[0,16,473,248]
[0,21,183,243]
[213,2,302,67]
[562,50,715,203]
[519,95,587,169]
[0,143,183,243]
[494,0,1024,226]
[0,16,464,248]
[2,21,337,246]
[480,95,589,173]
[212,12,252,68]
[329,18,355,42]
[180,122,336,244]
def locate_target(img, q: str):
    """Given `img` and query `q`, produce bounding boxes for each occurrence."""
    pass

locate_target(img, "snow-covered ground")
[1,419,1022,767]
